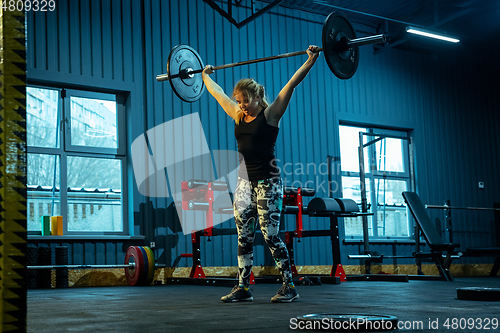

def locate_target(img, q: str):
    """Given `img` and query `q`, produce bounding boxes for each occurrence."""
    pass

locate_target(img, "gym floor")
[27,276,500,332]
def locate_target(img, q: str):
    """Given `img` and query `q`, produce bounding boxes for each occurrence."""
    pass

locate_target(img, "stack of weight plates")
[125,246,156,286]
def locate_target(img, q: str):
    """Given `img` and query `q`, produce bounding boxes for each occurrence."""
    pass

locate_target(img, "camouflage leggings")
[233,177,292,287]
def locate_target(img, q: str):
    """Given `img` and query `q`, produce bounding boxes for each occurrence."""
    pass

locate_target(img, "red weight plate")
[125,246,144,286]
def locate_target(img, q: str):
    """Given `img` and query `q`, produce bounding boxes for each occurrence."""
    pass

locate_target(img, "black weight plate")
[322,12,359,80]
[457,287,500,301]
[296,314,398,331]
[167,44,205,103]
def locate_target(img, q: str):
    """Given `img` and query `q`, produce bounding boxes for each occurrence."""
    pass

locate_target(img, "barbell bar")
[28,246,156,286]
[155,34,386,83]
[348,254,463,260]
[347,254,412,260]
[27,264,134,269]
[156,12,387,102]
[425,204,500,212]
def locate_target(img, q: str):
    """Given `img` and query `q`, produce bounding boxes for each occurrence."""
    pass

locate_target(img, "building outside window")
[27,86,127,234]
[339,125,413,239]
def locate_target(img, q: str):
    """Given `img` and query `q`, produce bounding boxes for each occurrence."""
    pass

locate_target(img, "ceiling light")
[406,26,460,43]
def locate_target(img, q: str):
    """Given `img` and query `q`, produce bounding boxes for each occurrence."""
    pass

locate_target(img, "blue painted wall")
[27,0,499,269]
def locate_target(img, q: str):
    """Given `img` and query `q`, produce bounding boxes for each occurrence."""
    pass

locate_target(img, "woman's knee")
[263,234,285,250]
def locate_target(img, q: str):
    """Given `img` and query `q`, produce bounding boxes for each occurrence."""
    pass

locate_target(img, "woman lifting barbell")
[202,45,320,303]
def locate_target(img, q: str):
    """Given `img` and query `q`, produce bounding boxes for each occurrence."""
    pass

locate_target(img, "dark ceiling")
[259,0,500,55]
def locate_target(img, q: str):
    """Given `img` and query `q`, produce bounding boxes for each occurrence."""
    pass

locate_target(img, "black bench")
[402,191,500,280]
[295,197,369,282]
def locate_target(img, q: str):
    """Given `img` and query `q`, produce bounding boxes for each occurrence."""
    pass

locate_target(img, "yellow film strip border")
[0,7,27,332]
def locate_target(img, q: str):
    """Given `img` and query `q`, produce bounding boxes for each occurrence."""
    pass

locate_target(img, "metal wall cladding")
[27,0,499,268]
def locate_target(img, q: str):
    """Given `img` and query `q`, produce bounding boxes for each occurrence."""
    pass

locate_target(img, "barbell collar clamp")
[156,68,203,82]
[156,74,171,82]
[347,34,387,48]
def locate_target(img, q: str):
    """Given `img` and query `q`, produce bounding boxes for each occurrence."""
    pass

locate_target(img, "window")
[339,125,412,239]
[27,86,127,235]
[27,153,60,231]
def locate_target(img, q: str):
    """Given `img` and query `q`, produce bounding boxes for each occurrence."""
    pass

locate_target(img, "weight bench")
[295,196,370,282]
[402,191,500,280]
[402,191,461,281]
[215,186,337,282]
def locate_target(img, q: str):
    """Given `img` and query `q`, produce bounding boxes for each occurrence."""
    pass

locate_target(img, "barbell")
[425,204,500,211]
[156,11,386,103]
[28,246,156,287]
[348,253,462,260]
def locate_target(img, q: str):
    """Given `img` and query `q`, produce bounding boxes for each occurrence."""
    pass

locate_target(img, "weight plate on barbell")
[139,246,150,286]
[296,314,398,331]
[147,247,155,285]
[322,12,359,80]
[167,44,205,103]
[125,246,145,286]
[144,246,156,286]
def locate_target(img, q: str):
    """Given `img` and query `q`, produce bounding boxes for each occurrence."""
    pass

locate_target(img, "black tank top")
[234,110,280,181]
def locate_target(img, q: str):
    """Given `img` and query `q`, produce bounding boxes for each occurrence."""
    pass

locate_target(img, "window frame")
[64,89,126,156]
[340,124,415,241]
[27,85,128,236]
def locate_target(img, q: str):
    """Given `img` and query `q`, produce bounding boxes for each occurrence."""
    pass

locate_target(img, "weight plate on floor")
[143,246,155,286]
[146,246,156,285]
[457,287,500,301]
[125,246,144,286]
[139,246,150,286]
[296,314,398,331]
[167,44,205,103]
[322,12,359,80]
